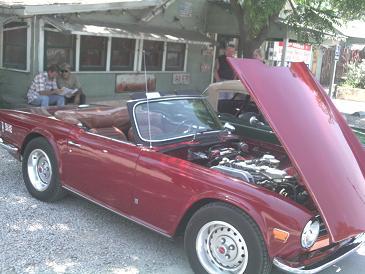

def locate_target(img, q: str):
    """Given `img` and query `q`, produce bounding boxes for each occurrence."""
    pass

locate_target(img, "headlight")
[301,219,320,249]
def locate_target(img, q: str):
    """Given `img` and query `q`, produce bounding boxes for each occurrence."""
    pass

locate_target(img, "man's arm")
[38,89,63,96]
[36,76,63,95]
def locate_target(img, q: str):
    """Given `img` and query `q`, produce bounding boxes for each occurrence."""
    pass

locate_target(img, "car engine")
[187,142,309,205]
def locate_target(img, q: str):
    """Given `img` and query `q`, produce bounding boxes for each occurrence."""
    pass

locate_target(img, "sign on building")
[173,73,191,85]
[116,74,156,92]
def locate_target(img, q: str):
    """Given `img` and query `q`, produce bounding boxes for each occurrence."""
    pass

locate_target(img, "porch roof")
[0,0,160,15]
[46,17,214,45]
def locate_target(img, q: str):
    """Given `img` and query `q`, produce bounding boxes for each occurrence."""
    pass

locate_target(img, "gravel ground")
[1,147,364,274]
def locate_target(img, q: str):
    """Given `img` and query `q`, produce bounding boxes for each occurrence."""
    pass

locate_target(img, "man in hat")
[57,63,86,105]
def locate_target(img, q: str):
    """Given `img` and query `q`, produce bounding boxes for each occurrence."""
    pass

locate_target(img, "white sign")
[335,44,341,61]
[173,73,191,85]
[272,42,312,65]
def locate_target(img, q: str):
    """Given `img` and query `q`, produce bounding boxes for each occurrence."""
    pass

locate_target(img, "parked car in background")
[0,59,365,274]
[205,79,365,148]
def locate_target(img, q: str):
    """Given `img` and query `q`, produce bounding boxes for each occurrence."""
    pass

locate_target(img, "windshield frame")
[132,96,223,144]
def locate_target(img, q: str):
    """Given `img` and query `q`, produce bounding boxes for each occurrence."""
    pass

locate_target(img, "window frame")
[40,20,188,73]
[79,35,108,71]
[43,26,76,71]
[110,37,137,71]
[141,39,165,71]
[1,20,31,72]
[165,42,187,72]
[138,40,188,73]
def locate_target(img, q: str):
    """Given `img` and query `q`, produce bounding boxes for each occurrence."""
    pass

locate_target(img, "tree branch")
[254,6,282,46]
[288,0,298,16]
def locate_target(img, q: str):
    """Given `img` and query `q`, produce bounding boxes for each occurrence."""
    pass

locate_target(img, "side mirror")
[223,122,235,132]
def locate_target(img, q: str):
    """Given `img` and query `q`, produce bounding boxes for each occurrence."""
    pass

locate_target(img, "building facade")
[0,0,215,104]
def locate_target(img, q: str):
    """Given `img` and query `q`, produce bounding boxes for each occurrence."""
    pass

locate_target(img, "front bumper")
[273,233,365,274]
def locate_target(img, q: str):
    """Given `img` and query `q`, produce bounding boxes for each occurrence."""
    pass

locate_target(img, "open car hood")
[228,58,365,242]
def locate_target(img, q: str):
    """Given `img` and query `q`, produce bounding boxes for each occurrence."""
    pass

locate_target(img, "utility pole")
[329,44,340,98]
[281,27,289,67]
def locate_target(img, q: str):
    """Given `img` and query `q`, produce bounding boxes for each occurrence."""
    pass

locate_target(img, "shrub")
[343,61,365,89]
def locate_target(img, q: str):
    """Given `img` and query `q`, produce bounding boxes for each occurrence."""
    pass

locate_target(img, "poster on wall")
[116,74,156,93]
[272,42,312,65]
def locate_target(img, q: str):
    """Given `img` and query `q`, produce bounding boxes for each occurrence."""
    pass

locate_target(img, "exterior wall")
[76,43,212,99]
[206,4,238,35]
[148,0,208,32]
[0,69,32,103]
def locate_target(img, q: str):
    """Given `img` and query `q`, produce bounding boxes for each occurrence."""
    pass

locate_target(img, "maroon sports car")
[0,59,365,274]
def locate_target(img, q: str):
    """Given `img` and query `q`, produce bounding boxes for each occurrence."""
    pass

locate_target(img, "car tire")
[184,202,271,274]
[22,137,66,202]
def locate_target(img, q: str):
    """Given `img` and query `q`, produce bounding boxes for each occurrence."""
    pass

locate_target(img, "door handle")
[68,140,81,148]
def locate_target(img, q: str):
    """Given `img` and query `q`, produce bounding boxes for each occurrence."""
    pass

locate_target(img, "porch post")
[281,27,289,67]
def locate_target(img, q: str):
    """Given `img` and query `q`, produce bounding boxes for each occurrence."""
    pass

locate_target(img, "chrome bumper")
[273,233,365,274]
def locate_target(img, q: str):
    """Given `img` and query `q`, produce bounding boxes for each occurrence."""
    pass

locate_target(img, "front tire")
[22,137,65,202]
[184,202,271,274]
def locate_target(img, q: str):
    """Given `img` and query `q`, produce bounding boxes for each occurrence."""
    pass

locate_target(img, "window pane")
[46,48,74,68]
[3,28,27,70]
[111,38,135,71]
[44,31,76,69]
[46,31,74,47]
[142,40,163,71]
[166,43,185,71]
[80,36,107,71]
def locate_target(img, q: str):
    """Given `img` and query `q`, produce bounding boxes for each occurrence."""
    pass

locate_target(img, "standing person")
[57,63,86,105]
[253,49,265,63]
[214,44,236,82]
[27,64,65,107]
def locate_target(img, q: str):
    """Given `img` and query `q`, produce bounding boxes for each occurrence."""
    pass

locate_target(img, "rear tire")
[22,137,65,202]
[184,202,271,274]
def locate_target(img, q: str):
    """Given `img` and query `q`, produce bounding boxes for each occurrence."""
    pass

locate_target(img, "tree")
[225,0,365,58]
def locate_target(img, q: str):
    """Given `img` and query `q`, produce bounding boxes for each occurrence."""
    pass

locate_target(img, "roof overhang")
[0,0,160,16]
[45,17,214,45]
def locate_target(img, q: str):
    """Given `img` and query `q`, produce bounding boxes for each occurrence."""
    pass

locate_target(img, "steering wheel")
[174,119,195,133]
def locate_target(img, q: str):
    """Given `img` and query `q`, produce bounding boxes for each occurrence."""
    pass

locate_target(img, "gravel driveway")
[1,147,364,274]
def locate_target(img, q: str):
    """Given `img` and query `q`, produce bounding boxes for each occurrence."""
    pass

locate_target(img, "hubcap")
[27,149,52,191]
[196,221,248,273]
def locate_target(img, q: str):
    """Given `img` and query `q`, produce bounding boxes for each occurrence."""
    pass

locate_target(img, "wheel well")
[175,198,223,237]
[21,133,45,156]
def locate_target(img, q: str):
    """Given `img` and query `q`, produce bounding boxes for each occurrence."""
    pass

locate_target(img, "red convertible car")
[1,59,365,274]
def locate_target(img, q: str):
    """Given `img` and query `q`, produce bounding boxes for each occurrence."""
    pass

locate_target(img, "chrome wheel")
[196,221,249,273]
[27,149,52,192]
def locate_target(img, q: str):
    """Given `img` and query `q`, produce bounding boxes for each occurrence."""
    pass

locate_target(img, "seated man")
[57,63,86,105]
[27,64,65,107]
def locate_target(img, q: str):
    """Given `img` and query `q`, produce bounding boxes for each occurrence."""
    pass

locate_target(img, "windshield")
[133,98,223,142]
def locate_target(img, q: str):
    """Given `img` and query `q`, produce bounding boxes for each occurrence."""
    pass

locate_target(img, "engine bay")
[165,139,311,207]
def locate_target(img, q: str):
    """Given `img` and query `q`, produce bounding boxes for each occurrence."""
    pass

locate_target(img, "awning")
[0,14,17,24]
[45,17,214,45]
[0,0,161,16]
